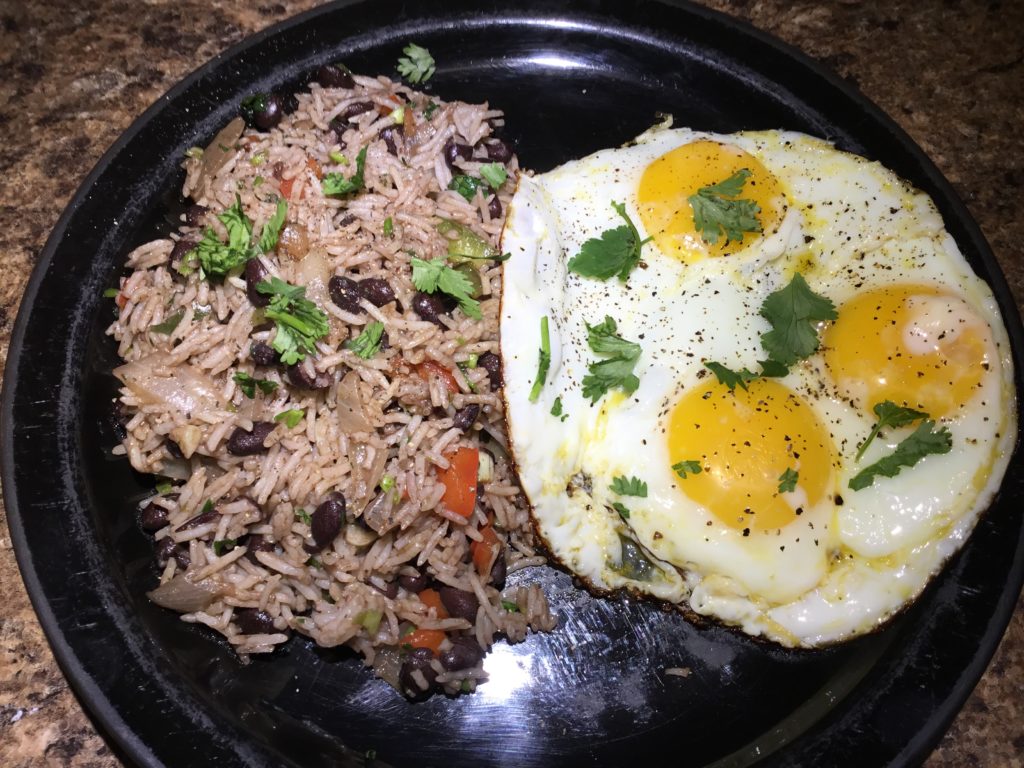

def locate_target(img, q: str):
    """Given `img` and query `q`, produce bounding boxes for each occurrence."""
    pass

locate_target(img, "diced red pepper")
[403,628,445,654]
[418,588,449,619]
[416,360,461,395]
[437,447,479,519]
[279,176,296,200]
[471,522,500,577]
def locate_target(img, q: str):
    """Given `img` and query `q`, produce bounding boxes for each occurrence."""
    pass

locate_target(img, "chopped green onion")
[528,316,551,402]
[383,216,394,237]
[275,408,304,429]
[250,151,267,166]
[328,149,347,164]
[103,287,119,298]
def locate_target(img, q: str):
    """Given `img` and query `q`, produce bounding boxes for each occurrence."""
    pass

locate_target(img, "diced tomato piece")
[115,293,128,309]
[437,447,479,519]
[403,628,445,654]
[415,360,460,395]
[418,588,449,619]
[306,156,323,180]
[279,176,296,200]
[471,522,500,577]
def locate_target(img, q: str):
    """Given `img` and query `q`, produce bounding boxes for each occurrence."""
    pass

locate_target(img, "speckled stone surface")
[0,1,1021,766]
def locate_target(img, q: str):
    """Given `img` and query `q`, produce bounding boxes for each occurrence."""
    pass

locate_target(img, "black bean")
[316,63,355,89]
[287,361,331,390]
[279,92,298,116]
[245,258,270,307]
[439,586,479,623]
[399,570,430,593]
[241,92,285,131]
[139,502,168,532]
[336,100,376,125]
[399,647,438,700]
[165,439,184,459]
[444,139,473,169]
[245,534,275,564]
[107,399,128,441]
[176,506,218,532]
[310,493,346,551]
[483,139,513,163]
[371,580,399,599]
[170,237,197,264]
[478,352,502,389]
[412,291,453,326]
[235,608,277,635]
[184,204,208,227]
[452,404,480,432]
[489,550,507,590]
[440,636,485,671]
[156,537,190,569]
[487,195,502,219]
[329,275,364,314]
[378,124,403,156]
[357,277,396,307]
[250,341,278,366]
[227,421,275,456]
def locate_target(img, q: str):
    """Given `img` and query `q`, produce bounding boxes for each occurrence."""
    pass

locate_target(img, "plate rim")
[3,1,1022,766]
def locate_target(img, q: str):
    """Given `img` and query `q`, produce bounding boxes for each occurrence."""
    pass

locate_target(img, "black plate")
[4,1,1023,766]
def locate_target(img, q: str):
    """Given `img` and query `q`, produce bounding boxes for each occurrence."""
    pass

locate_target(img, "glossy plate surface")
[4,1,1023,766]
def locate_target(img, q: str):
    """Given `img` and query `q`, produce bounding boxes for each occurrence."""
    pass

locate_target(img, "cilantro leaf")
[760,273,837,367]
[611,475,648,498]
[295,507,312,525]
[550,396,568,421]
[778,467,799,493]
[423,101,439,119]
[501,600,520,613]
[346,321,385,359]
[567,201,649,282]
[396,43,435,84]
[612,501,631,520]
[528,315,551,402]
[233,371,278,398]
[258,198,288,253]
[856,400,930,461]
[581,316,642,404]
[704,361,758,392]
[687,169,762,245]
[383,216,394,237]
[212,539,237,556]
[479,163,508,189]
[410,257,481,319]
[275,408,305,429]
[849,420,952,491]
[150,311,184,335]
[194,196,253,278]
[322,146,367,196]
[672,460,702,479]
[257,277,330,364]
[448,174,487,201]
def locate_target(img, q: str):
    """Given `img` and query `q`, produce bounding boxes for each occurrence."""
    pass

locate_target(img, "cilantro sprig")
[612,502,632,521]
[256,277,330,365]
[528,316,551,402]
[705,273,836,387]
[322,146,367,197]
[581,316,642,404]
[672,460,702,479]
[611,476,647,498]
[849,420,952,491]
[397,43,435,84]
[777,468,799,493]
[346,321,385,359]
[192,196,287,279]
[567,201,650,282]
[856,401,930,461]
[688,169,762,245]
[410,257,481,319]
[233,371,279,398]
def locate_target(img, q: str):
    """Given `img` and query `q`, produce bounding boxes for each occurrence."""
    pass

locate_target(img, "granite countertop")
[0,1,1021,765]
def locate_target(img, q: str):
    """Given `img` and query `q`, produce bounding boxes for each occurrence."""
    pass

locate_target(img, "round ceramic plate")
[4,1,1023,766]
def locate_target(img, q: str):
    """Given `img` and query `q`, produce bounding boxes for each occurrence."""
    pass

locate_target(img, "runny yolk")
[637,139,784,264]
[822,285,992,418]
[667,378,835,531]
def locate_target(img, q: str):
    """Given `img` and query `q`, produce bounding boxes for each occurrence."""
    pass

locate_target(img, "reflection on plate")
[3,2,1022,767]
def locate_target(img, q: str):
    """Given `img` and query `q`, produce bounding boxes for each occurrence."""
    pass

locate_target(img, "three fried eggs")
[498,123,1017,647]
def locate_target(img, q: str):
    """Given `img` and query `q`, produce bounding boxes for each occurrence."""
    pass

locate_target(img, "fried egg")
[499,123,1016,647]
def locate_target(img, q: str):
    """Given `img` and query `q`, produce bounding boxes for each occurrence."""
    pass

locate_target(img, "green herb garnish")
[528,315,550,402]
[233,371,279,398]
[448,174,487,201]
[567,201,649,282]
[849,420,952,491]
[612,502,631,520]
[778,467,799,493]
[295,507,312,525]
[410,256,481,319]
[688,169,762,245]
[396,43,435,84]
[322,145,367,196]
[550,396,568,422]
[346,321,385,359]
[275,408,305,429]
[581,316,642,404]
[672,460,702,479]
[212,539,237,556]
[501,600,520,613]
[479,163,508,189]
[611,475,648,498]
[150,311,184,335]
[192,195,288,279]
[759,273,838,367]
[383,216,394,237]
[856,401,930,461]
[704,361,758,392]
[256,277,330,364]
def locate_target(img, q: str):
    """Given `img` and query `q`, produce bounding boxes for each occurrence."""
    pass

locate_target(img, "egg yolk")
[823,285,992,417]
[667,378,835,531]
[637,139,784,264]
